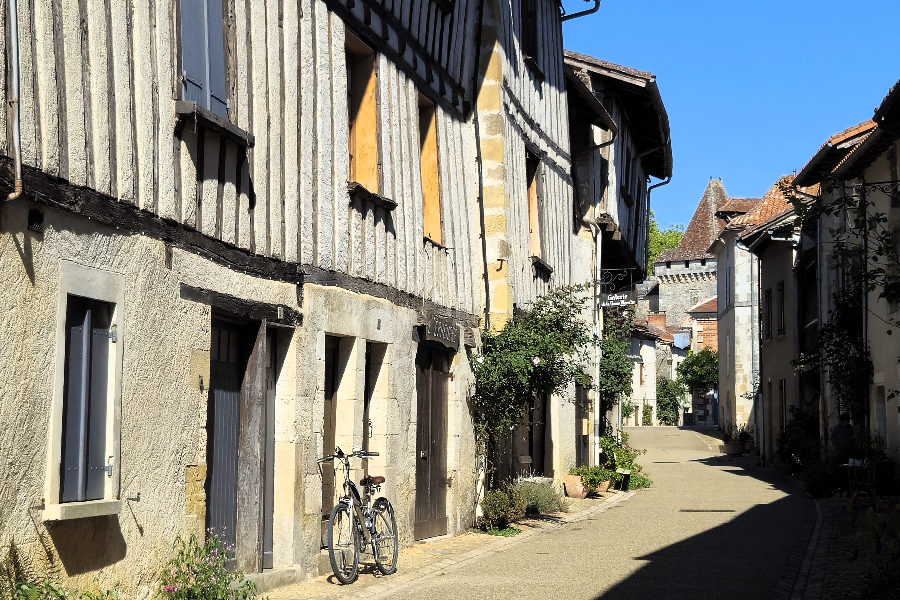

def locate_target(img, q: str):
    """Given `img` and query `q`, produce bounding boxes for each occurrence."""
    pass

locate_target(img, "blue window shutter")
[181,0,207,106]
[86,326,110,501]
[62,309,90,503]
[206,0,228,118]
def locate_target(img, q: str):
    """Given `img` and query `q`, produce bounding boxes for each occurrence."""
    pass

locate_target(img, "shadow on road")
[595,456,815,600]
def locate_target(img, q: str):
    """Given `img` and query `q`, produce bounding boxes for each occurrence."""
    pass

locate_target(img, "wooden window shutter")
[206,0,228,118]
[62,308,91,503]
[180,0,207,107]
[86,325,110,500]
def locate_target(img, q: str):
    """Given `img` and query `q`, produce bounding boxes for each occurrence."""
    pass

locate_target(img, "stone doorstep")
[244,566,305,594]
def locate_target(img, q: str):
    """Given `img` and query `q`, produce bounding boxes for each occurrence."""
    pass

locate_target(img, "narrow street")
[270,427,816,600]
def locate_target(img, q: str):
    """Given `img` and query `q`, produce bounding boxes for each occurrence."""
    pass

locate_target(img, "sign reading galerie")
[599,290,637,307]
[423,312,459,349]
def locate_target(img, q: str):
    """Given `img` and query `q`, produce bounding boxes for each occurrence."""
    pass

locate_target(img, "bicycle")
[317,446,398,584]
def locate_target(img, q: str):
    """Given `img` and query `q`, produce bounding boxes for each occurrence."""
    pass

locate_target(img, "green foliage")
[597,432,650,488]
[472,286,597,451]
[641,404,652,426]
[569,465,615,489]
[646,211,684,274]
[775,407,820,473]
[0,541,117,600]
[656,377,686,426]
[157,534,263,600]
[596,307,635,426]
[620,400,636,420]
[629,473,653,489]
[479,486,527,530]
[676,348,719,393]
[484,526,521,537]
[511,480,566,514]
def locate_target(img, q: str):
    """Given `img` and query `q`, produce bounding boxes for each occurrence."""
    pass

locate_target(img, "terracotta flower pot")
[595,479,612,494]
[723,441,744,456]
[564,474,589,499]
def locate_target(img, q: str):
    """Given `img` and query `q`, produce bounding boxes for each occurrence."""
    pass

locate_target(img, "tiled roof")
[793,120,876,187]
[717,198,759,215]
[633,320,674,343]
[562,51,655,81]
[728,176,795,229]
[656,179,729,262]
[687,296,717,314]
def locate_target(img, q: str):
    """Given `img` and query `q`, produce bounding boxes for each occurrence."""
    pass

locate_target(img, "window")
[684,260,690,268]
[724,267,732,307]
[46,261,124,521]
[779,379,787,430]
[701,259,706,267]
[777,281,785,335]
[347,34,379,193]
[419,96,442,243]
[61,296,114,503]
[181,0,228,118]
[520,0,538,61]
[764,289,773,339]
[526,153,542,258]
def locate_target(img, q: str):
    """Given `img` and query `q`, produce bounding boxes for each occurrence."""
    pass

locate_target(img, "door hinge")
[108,325,117,343]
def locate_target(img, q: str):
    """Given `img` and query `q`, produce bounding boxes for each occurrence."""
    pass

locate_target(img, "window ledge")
[43,499,121,521]
[175,101,255,148]
[348,182,397,212]
[524,56,545,83]
[531,255,554,275]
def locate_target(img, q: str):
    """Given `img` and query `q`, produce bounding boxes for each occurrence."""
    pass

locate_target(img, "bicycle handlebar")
[317,447,379,463]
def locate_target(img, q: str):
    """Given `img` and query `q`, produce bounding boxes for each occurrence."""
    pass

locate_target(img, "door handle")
[420,450,427,459]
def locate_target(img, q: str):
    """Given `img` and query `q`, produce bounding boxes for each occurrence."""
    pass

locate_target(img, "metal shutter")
[206,0,228,118]
[181,0,208,106]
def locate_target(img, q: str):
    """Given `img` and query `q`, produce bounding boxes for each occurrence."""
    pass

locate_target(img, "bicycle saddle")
[361,475,385,486]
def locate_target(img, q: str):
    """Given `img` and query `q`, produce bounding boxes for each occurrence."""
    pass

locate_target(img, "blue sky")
[561,0,900,229]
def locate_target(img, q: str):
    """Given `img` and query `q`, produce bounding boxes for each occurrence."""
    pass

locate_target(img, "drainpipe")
[471,0,489,332]
[645,175,671,271]
[6,0,22,202]
[561,0,601,21]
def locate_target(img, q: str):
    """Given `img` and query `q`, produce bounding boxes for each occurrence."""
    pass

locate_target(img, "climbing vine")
[596,306,635,433]
[470,285,597,451]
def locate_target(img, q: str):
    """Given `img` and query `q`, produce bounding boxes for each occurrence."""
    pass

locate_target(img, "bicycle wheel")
[371,498,398,575]
[327,502,359,584]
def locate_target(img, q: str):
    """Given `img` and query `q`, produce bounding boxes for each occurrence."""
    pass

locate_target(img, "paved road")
[388,427,814,600]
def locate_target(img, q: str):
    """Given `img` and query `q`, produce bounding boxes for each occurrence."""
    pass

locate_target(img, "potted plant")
[567,466,614,496]
[722,424,745,456]
[739,426,753,452]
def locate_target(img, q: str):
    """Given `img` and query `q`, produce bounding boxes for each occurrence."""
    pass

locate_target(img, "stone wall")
[655,259,717,329]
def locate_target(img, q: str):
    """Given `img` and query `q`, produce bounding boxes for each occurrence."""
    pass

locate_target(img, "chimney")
[649,313,667,330]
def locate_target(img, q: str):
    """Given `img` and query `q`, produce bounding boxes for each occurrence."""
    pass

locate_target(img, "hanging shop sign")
[599,290,637,307]
[423,312,460,349]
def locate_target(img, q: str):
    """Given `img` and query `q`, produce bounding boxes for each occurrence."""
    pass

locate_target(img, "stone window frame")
[44,261,125,521]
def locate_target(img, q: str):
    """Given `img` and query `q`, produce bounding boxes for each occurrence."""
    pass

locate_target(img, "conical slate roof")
[656,178,729,263]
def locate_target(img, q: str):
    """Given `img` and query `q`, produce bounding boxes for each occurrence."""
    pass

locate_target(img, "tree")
[596,306,634,433]
[676,348,719,393]
[646,211,684,273]
[656,377,687,426]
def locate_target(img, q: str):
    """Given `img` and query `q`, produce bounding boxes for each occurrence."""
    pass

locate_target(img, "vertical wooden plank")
[314,2,333,269]
[298,0,315,264]
[109,0,136,203]
[17,0,38,168]
[33,0,59,175]
[180,127,199,228]
[250,0,269,254]
[135,0,158,211]
[0,1,6,156]
[60,0,86,185]
[283,0,299,263]
[267,0,283,259]
[331,17,348,273]
[236,320,267,574]
[156,0,176,218]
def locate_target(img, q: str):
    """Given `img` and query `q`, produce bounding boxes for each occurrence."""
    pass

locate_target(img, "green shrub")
[628,473,652,489]
[641,404,652,426]
[512,480,564,514]
[776,407,820,473]
[0,541,118,600]
[157,533,263,600]
[656,377,686,426]
[480,486,526,529]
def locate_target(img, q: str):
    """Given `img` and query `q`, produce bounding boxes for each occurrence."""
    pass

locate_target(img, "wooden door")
[207,320,244,564]
[414,346,450,540]
[262,331,276,569]
[529,392,548,476]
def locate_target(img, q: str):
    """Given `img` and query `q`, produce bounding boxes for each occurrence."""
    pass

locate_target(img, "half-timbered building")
[0,0,485,592]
